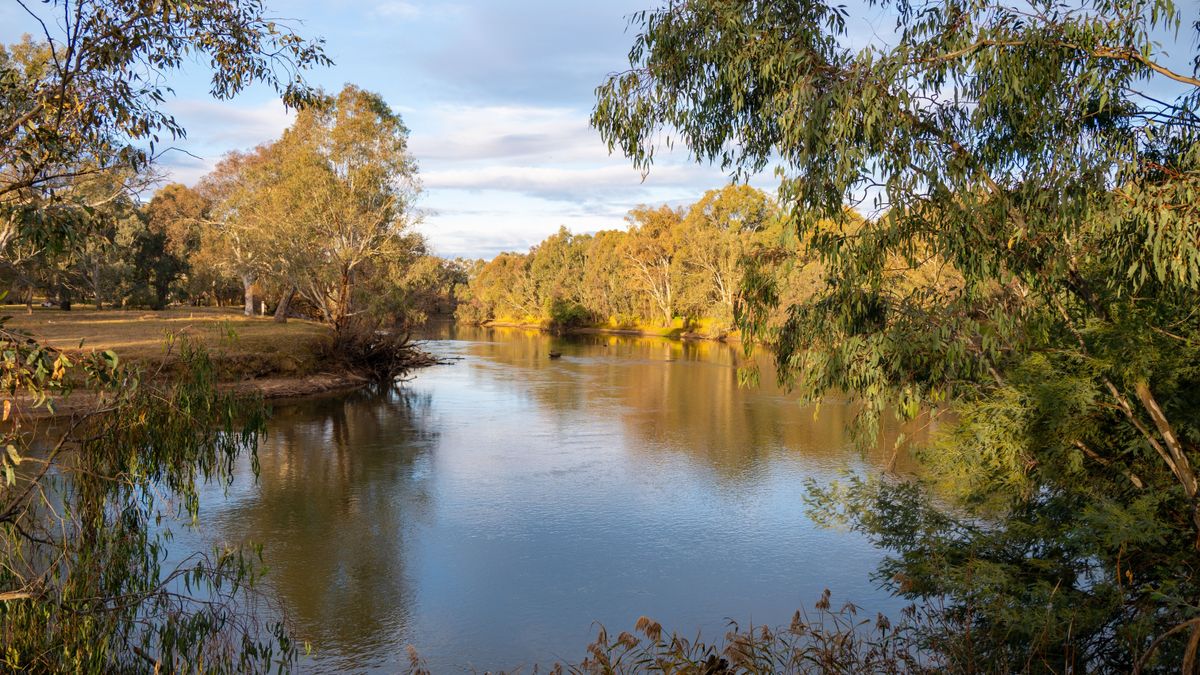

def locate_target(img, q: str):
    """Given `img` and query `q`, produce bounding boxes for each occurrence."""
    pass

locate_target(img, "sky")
[2,1,1195,259]
[3,0,803,259]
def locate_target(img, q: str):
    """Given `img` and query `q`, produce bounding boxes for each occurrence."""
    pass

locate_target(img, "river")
[183,324,920,672]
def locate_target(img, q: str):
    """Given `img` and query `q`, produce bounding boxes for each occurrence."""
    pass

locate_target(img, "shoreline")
[478,320,741,343]
[13,371,376,420]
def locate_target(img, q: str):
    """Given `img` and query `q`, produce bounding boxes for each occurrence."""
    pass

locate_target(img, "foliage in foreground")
[401,591,994,674]
[0,322,291,672]
[0,0,331,670]
[595,0,1200,670]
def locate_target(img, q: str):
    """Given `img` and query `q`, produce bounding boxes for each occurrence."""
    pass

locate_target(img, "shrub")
[317,316,437,383]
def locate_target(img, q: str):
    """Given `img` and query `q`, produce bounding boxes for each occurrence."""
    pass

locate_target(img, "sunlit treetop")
[0,0,331,205]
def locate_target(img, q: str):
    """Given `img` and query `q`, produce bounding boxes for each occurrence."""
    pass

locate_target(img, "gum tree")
[596,0,1200,669]
[0,0,328,670]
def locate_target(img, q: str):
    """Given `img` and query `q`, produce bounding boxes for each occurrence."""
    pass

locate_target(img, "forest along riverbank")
[477,318,740,343]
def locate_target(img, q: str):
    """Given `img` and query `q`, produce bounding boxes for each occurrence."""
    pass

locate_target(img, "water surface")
[191,324,917,672]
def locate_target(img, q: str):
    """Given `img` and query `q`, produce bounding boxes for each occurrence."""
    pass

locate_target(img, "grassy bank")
[2,307,368,404]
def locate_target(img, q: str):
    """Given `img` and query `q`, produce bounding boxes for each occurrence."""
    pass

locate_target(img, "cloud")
[154,152,213,188]
[421,164,717,201]
[407,0,648,105]
[374,1,421,19]
[407,104,601,163]
[147,99,295,186]
[407,102,733,206]
[163,99,294,149]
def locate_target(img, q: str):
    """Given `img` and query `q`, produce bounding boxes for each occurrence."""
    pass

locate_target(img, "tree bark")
[241,274,255,317]
[273,285,297,323]
[93,261,102,310]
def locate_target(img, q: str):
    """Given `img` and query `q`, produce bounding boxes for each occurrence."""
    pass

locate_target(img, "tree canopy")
[596,0,1200,669]
[0,1,331,671]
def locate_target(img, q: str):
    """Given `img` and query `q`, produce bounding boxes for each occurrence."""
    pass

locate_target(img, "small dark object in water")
[549,351,563,359]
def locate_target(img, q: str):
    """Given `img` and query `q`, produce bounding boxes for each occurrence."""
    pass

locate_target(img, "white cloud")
[406,102,732,206]
[421,164,713,198]
[408,104,601,163]
[163,99,294,149]
[374,1,421,19]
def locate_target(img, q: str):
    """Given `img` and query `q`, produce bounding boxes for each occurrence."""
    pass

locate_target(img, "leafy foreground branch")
[1,324,295,672]
[595,0,1200,670]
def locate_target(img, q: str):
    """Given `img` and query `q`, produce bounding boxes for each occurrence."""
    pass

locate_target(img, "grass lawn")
[3,306,332,381]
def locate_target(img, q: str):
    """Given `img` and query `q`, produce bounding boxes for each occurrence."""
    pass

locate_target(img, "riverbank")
[480,317,741,342]
[3,307,385,414]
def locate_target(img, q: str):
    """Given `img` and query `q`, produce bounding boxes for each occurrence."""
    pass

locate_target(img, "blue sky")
[5,0,793,258]
[2,1,1195,259]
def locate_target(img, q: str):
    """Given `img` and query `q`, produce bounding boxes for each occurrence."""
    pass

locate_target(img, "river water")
[186,324,918,672]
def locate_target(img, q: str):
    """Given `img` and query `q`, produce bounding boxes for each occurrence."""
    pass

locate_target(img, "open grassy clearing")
[3,306,332,381]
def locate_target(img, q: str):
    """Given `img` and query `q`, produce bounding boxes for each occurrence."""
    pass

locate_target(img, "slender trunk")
[335,268,352,330]
[662,260,673,326]
[242,273,255,317]
[24,286,32,315]
[274,285,297,323]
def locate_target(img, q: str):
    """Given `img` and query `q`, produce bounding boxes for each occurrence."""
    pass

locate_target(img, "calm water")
[186,324,918,672]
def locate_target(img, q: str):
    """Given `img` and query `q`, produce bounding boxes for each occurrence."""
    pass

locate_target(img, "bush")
[547,298,593,329]
[317,316,437,382]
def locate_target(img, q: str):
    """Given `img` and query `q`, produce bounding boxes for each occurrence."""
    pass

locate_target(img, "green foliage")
[197,84,425,325]
[1,324,289,672]
[0,1,329,669]
[596,0,1200,668]
[0,1,329,263]
[547,297,594,329]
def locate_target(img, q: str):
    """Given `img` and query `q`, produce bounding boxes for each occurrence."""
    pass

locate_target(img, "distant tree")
[198,147,274,316]
[274,85,421,328]
[622,205,683,326]
[677,185,780,324]
[581,230,638,322]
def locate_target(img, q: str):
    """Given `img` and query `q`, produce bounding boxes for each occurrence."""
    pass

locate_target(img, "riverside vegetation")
[2,0,1200,672]
[0,1,430,671]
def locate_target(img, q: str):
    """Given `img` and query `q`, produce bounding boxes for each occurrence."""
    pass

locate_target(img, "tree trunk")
[93,262,102,310]
[334,268,352,331]
[242,274,255,317]
[24,286,32,315]
[273,285,297,323]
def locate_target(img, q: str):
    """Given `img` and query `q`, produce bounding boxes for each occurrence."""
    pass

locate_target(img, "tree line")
[458,184,949,339]
[457,184,813,333]
[0,75,464,330]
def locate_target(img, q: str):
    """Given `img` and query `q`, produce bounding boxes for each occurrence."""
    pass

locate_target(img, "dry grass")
[2,306,332,382]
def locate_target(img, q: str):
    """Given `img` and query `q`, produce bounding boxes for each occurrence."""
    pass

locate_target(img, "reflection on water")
[188,324,930,672]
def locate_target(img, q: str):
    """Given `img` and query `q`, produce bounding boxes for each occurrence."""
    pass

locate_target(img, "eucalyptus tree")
[281,85,422,329]
[622,204,684,325]
[596,0,1200,668]
[0,0,329,670]
[145,183,217,305]
[198,147,275,315]
[677,184,780,324]
[0,0,328,255]
[581,229,639,321]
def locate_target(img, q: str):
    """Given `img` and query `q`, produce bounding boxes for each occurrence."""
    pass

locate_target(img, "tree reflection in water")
[211,386,437,665]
